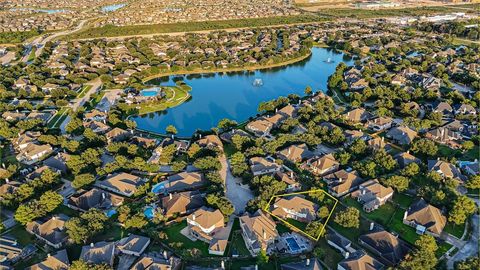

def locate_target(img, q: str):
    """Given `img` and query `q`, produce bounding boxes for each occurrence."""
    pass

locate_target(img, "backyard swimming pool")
[140,87,161,97]
[144,206,155,219]
[285,237,301,253]
[151,182,165,194]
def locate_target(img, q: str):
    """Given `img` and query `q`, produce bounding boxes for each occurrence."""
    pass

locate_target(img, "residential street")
[224,158,254,215]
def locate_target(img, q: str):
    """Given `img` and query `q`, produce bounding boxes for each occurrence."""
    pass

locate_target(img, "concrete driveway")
[224,158,254,215]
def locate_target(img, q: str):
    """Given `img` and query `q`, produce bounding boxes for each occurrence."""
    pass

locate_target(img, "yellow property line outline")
[264,189,338,241]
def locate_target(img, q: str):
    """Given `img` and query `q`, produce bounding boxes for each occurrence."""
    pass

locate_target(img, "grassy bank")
[129,82,192,115]
[142,51,312,83]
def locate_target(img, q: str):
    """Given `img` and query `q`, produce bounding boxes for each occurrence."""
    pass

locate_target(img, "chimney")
[344,252,350,259]
[255,265,258,270]
[169,193,173,200]
[90,243,94,247]
[290,171,294,178]
[102,192,106,199]
[306,258,310,266]
[263,229,267,240]
[403,211,408,220]
[221,261,225,269]
[192,214,196,221]
[369,222,374,231]
[47,253,51,257]
[163,250,168,259]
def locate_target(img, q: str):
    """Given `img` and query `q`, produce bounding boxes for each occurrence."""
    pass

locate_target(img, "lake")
[133,47,353,137]
[101,3,126,12]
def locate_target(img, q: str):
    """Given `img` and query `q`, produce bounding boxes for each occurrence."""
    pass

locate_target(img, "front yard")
[162,220,211,257]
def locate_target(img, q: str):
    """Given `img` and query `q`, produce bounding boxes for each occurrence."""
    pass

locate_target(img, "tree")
[193,156,221,171]
[38,191,63,213]
[72,173,95,189]
[334,207,360,228]
[401,162,420,177]
[465,175,480,189]
[230,152,248,176]
[304,86,312,95]
[455,257,479,270]
[373,149,397,172]
[256,249,269,265]
[124,213,148,229]
[66,209,108,244]
[349,139,367,155]
[317,206,330,219]
[400,235,438,270]
[187,143,201,159]
[335,151,351,166]
[448,195,477,225]
[217,118,237,131]
[411,139,438,156]
[383,175,410,192]
[165,125,177,135]
[70,260,112,270]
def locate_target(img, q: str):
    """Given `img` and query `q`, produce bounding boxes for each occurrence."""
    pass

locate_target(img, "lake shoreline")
[141,50,313,83]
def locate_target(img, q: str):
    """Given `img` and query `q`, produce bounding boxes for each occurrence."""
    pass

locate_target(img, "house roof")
[307,154,339,172]
[250,157,281,174]
[68,188,124,211]
[161,191,204,216]
[26,215,69,246]
[338,251,384,270]
[324,170,364,195]
[209,239,228,253]
[130,255,181,270]
[197,135,223,149]
[80,241,115,266]
[165,172,205,192]
[98,172,145,196]
[272,196,318,217]
[247,119,273,133]
[342,108,370,122]
[278,143,313,162]
[188,207,224,230]
[280,259,322,270]
[27,249,70,270]
[428,160,465,180]
[405,198,446,235]
[239,210,278,250]
[359,229,409,266]
[358,179,394,200]
[117,234,151,255]
[386,126,417,145]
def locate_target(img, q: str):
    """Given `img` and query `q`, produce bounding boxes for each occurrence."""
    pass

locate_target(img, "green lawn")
[77,85,92,98]
[316,237,344,269]
[444,222,465,239]
[437,145,462,159]
[385,209,419,245]
[129,84,192,115]
[163,220,211,257]
[437,242,453,258]
[228,231,251,257]
[462,145,479,161]
[285,218,307,231]
[343,197,396,226]
[392,193,415,209]
[5,225,35,246]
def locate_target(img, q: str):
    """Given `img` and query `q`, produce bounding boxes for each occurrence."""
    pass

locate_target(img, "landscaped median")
[46,107,70,129]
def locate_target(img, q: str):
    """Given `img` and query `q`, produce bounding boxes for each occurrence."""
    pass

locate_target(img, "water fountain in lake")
[325,57,334,63]
[253,78,263,87]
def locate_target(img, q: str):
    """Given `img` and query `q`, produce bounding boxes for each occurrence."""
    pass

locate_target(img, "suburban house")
[80,241,115,266]
[12,131,41,150]
[367,116,393,131]
[26,214,69,248]
[342,108,371,123]
[197,135,223,150]
[0,236,25,266]
[324,170,364,197]
[96,172,147,197]
[394,152,421,168]
[84,109,108,122]
[274,171,301,192]
[186,207,225,243]
[277,143,314,163]
[42,152,71,174]
[105,127,130,143]
[280,258,322,270]
[367,137,388,151]
[160,191,204,218]
[130,254,181,270]
[116,234,151,257]
[454,104,476,116]
[239,210,279,255]
[359,229,410,266]
[428,159,466,181]
[208,239,228,256]
[162,172,206,193]
[16,143,53,164]
[249,157,282,176]
[386,126,417,145]
[432,101,453,118]
[338,251,384,270]
[26,249,70,270]
[326,230,352,258]
[403,198,447,237]
[271,196,318,222]
[425,127,462,149]
[351,179,394,212]
[246,119,273,136]
[303,154,340,176]
[67,188,124,212]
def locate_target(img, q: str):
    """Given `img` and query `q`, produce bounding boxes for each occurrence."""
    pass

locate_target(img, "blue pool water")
[151,182,165,194]
[105,209,117,218]
[144,206,155,219]
[133,47,353,137]
[286,237,301,252]
[101,3,126,12]
[140,88,160,97]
